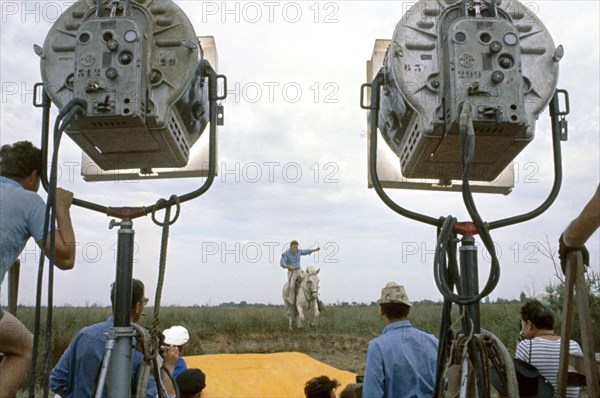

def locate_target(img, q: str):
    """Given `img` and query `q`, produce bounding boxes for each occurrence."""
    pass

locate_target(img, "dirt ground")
[306,350,366,375]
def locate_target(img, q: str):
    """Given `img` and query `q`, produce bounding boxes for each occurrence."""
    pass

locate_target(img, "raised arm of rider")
[300,247,320,255]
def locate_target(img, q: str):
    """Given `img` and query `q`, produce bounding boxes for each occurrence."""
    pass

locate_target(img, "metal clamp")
[33,82,45,108]
[360,83,374,110]
[216,74,228,100]
[556,89,570,141]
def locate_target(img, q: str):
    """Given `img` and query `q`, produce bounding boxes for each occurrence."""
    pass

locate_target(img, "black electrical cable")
[432,103,501,306]
[29,107,66,397]
[160,365,180,398]
[433,221,459,398]
[433,216,463,301]
[44,105,84,396]
[28,100,85,397]
[459,104,500,301]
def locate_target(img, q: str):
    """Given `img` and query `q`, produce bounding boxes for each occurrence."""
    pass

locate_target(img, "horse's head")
[305,266,320,276]
[304,266,320,297]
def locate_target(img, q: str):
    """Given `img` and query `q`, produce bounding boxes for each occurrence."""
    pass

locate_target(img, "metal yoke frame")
[361,68,569,397]
[28,59,226,397]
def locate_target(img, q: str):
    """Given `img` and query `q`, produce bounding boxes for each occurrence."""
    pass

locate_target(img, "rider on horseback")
[280,240,320,306]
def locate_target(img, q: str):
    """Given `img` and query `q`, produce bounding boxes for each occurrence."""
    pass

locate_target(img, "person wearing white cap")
[162,325,190,379]
[362,282,439,398]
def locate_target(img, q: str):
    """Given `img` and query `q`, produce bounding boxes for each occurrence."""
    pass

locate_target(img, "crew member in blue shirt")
[0,141,76,397]
[50,279,160,397]
[362,282,438,398]
[280,240,320,306]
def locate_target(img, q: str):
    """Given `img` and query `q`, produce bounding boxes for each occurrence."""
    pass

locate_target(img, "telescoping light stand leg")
[459,235,480,335]
[106,220,135,398]
[458,235,486,398]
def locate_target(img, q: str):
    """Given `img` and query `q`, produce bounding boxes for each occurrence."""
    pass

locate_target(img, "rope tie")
[148,195,181,360]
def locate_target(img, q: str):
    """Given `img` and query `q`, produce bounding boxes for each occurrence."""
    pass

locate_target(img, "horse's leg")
[283,284,293,330]
[296,300,305,329]
[310,300,320,328]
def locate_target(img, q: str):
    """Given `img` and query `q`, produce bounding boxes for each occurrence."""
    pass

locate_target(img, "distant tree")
[519,291,527,303]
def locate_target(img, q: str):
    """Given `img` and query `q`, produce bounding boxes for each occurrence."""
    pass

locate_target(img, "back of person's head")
[110,278,145,313]
[304,375,340,398]
[0,141,42,179]
[176,368,206,398]
[380,303,411,319]
[520,299,554,330]
[339,383,362,398]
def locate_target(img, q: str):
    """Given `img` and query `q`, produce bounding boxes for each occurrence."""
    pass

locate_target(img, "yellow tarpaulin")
[183,352,356,398]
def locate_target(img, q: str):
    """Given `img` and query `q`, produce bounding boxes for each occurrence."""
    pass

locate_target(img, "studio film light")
[36,0,222,179]
[365,0,563,193]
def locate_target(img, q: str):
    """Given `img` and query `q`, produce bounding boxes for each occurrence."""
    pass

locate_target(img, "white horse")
[282,266,321,330]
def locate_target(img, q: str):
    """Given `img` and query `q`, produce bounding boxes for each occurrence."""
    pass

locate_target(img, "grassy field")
[14,301,525,389]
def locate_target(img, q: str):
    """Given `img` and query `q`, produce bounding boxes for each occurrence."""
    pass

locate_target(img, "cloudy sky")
[1,0,598,307]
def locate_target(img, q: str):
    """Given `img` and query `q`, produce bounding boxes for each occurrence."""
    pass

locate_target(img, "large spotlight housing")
[376,0,561,182]
[37,0,212,171]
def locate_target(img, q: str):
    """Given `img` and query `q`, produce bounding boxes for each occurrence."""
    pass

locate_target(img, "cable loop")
[151,195,181,227]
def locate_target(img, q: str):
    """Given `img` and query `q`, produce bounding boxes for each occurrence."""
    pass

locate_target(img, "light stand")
[364,69,570,397]
[31,60,225,398]
[105,219,135,398]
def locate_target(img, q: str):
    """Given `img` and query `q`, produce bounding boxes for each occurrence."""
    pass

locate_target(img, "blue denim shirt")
[172,355,187,378]
[363,320,438,398]
[50,316,157,397]
[0,176,46,284]
[280,248,315,269]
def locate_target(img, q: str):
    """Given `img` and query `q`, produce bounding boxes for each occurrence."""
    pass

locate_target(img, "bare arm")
[37,188,76,269]
[161,347,179,396]
[562,183,600,247]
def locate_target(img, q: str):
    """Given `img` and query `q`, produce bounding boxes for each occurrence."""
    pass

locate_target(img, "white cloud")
[1,0,598,307]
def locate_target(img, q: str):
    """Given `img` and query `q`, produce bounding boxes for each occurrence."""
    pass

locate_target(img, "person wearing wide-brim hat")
[362,282,439,398]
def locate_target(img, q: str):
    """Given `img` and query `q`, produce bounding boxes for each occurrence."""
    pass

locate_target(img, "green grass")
[14,302,524,389]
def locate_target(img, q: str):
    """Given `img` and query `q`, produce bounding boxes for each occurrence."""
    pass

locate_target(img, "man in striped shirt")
[515,299,582,398]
